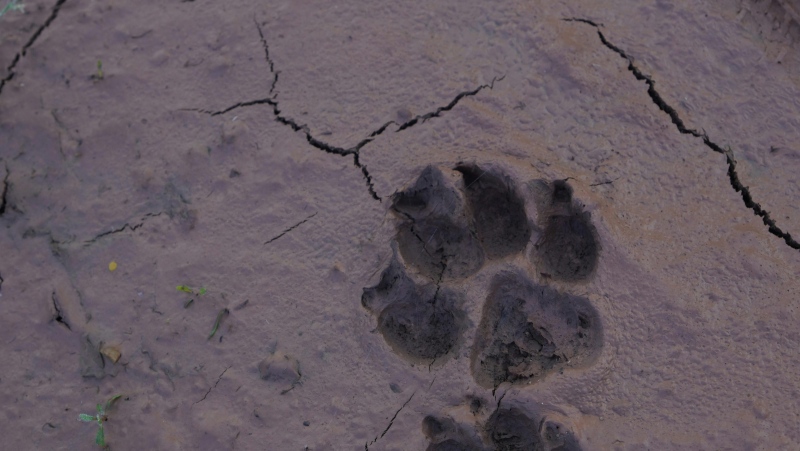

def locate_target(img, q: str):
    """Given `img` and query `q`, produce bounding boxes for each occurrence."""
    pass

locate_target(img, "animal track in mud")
[363,164,604,444]
[486,407,542,450]
[393,166,485,280]
[486,406,583,451]
[471,270,602,389]
[362,256,468,362]
[422,404,583,451]
[395,216,486,280]
[531,180,599,282]
[456,164,532,259]
[422,415,484,451]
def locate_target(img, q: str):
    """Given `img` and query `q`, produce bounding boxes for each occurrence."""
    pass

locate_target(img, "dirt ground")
[1,0,799,450]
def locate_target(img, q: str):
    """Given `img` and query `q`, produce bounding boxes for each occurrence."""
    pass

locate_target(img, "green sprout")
[91,60,104,81]
[208,308,229,340]
[177,285,207,307]
[0,1,25,19]
[78,395,122,447]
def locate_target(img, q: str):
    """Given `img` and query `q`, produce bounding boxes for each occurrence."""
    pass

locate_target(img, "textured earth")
[1,0,800,450]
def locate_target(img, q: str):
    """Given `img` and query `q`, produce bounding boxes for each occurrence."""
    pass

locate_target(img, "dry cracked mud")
[2,1,800,450]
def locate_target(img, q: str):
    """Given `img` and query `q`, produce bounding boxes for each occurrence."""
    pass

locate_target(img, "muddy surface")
[1,0,800,450]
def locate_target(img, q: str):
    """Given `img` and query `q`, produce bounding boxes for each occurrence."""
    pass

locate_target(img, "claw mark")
[564,18,800,251]
[264,212,317,245]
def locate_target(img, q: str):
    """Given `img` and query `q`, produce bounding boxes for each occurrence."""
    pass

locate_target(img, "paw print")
[362,164,604,449]
[423,401,583,451]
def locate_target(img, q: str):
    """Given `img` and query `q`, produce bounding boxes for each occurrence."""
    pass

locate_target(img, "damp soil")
[1,1,800,450]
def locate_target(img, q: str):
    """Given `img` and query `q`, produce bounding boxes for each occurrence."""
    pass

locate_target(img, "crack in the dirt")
[395,75,505,132]
[365,391,415,450]
[0,271,3,294]
[254,19,277,96]
[187,22,503,204]
[264,212,317,245]
[0,163,9,216]
[83,212,164,246]
[0,0,70,97]
[193,365,231,406]
[50,291,72,330]
[565,18,800,251]
[432,256,447,303]
[590,177,620,187]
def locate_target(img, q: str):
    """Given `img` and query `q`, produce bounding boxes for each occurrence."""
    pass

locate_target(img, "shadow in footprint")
[392,166,485,280]
[392,166,460,220]
[422,415,484,451]
[485,406,583,451]
[471,271,602,389]
[485,407,542,451]
[455,164,532,259]
[396,216,485,280]
[531,180,599,282]
[362,256,468,363]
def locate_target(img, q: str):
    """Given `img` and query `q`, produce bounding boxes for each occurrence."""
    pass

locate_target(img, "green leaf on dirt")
[78,394,122,447]
[0,1,25,18]
[177,285,207,299]
[104,394,122,411]
[208,308,230,340]
[95,426,105,446]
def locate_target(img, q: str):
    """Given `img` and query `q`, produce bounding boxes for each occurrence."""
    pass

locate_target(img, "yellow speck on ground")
[109,261,118,272]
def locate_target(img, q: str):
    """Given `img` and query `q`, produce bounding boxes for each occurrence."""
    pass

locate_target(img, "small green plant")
[90,60,104,81]
[177,285,207,308]
[208,308,230,340]
[78,395,122,447]
[0,1,25,19]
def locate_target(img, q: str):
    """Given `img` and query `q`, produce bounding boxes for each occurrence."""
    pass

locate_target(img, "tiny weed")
[78,395,122,448]
[208,308,229,340]
[91,60,104,81]
[177,285,207,308]
[0,1,25,19]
